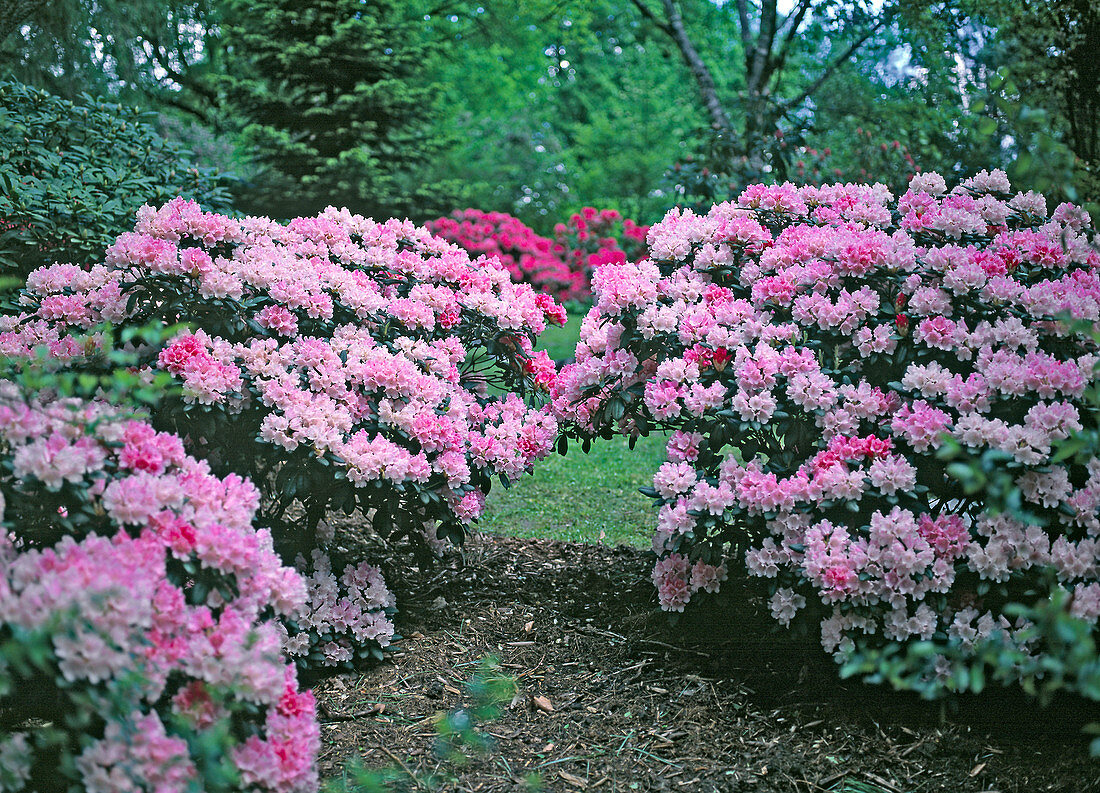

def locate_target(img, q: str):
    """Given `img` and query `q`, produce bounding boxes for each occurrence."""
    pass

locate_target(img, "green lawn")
[477,310,662,548]
[478,431,668,548]
[535,312,583,360]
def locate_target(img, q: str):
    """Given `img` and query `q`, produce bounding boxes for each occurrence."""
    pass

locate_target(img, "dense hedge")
[0,193,570,787]
[0,388,317,791]
[0,81,234,284]
[4,198,565,669]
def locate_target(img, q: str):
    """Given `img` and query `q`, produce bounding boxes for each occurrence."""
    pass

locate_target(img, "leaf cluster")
[0,81,235,284]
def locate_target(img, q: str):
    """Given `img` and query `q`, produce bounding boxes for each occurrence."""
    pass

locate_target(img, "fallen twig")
[377,744,431,791]
[636,638,711,657]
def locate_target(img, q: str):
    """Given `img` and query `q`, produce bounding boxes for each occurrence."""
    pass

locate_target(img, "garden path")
[315,534,1100,792]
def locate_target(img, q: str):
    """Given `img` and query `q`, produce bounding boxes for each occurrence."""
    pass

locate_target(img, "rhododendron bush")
[284,549,395,669]
[553,170,1100,690]
[552,206,650,292]
[0,386,319,792]
[429,207,648,304]
[428,209,578,302]
[5,198,563,563]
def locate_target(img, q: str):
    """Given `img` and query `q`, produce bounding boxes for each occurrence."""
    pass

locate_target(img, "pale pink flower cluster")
[0,732,31,790]
[0,391,317,792]
[10,198,564,547]
[555,173,1100,675]
[282,549,396,667]
[75,712,193,793]
[651,553,729,612]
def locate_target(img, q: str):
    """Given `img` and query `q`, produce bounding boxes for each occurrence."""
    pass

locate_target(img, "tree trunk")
[658,0,735,139]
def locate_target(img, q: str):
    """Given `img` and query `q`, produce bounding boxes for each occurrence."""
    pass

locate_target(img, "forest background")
[1,0,1097,237]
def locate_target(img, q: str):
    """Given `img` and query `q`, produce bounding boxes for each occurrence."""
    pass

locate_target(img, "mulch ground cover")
[314,535,1100,792]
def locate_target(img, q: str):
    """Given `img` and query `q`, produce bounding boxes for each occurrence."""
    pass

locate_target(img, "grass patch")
[483,309,656,547]
[536,312,583,360]
[478,432,667,548]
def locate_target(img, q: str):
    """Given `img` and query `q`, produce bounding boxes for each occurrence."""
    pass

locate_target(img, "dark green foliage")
[1,322,181,412]
[0,0,222,115]
[0,81,234,283]
[982,0,1100,207]
[0,0,112,98]
[219,0,456,221]
[892,0,1097,211]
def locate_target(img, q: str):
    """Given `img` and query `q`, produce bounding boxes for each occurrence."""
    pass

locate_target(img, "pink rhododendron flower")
[13,199,564,562]
[554,173,1100,685]
[0,391,317,791]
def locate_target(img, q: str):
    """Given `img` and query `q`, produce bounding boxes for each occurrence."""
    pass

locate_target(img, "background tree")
[418,1,708,230]
[0,0,46,40]
[0,0,220,114]
[977,0,1099,205]
[217,0,455,221]
[2,0,1096,226]
[629,0,896,181]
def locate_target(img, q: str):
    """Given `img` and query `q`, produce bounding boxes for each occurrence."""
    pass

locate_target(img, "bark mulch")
[314,534,1100,792]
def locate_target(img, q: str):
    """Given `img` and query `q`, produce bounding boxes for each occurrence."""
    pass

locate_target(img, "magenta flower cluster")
[428,207,648,303]
[552,206,650,296]
[0,388,319,791]
[554,171,1100,681]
